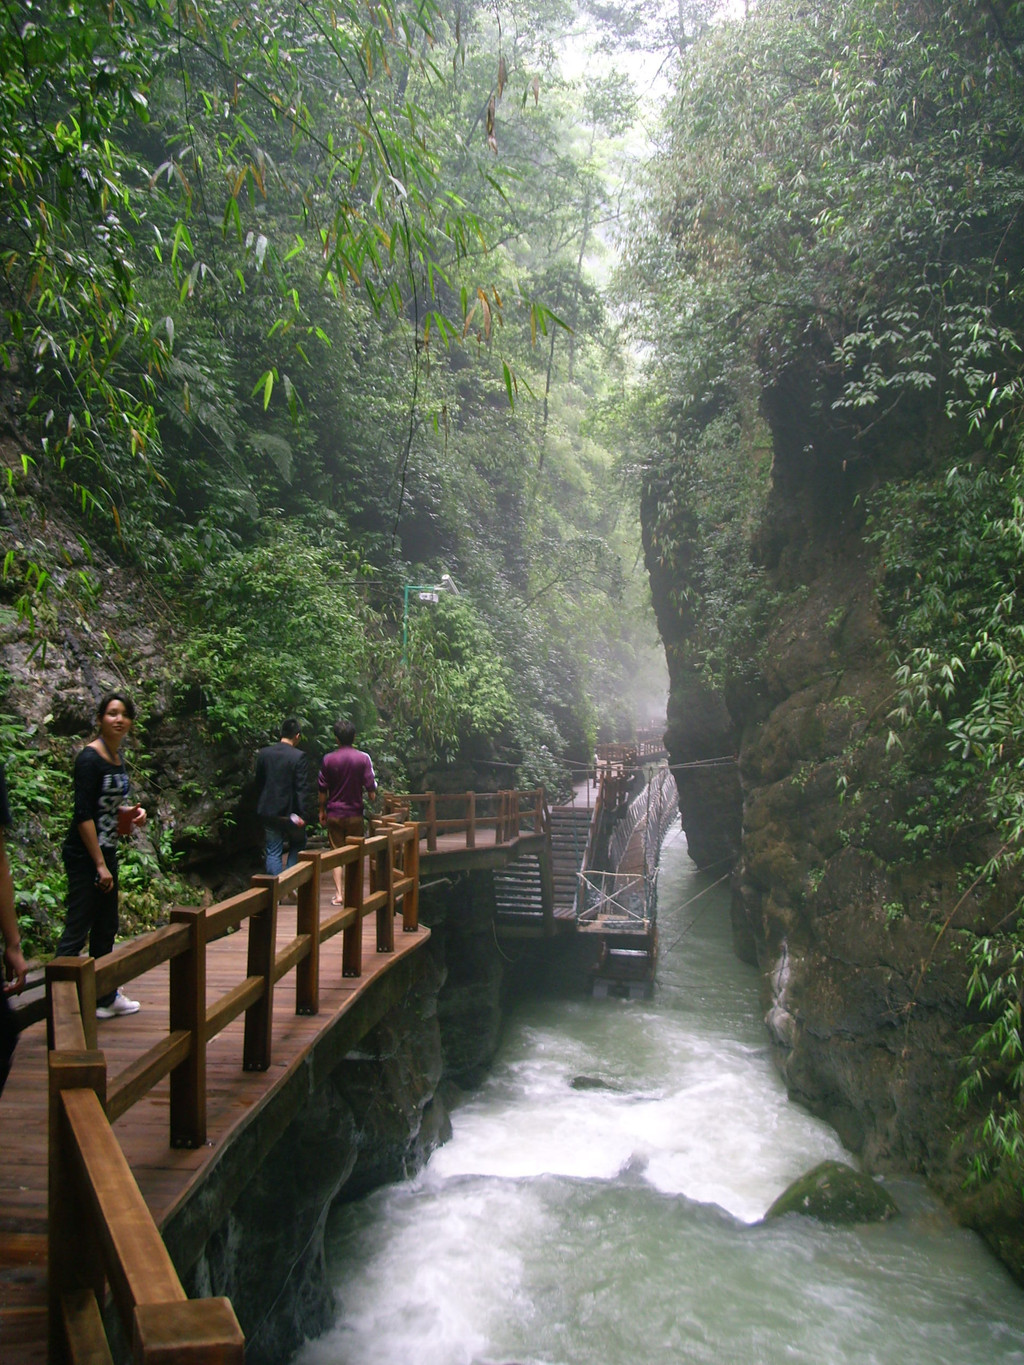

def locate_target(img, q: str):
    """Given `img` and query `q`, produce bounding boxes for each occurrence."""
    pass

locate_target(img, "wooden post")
[426,790,437,851]
[466,791,476,849]
[48,1050,107,1364]
[403,823,420,932]
[133,1298,244,1363]
[243,878,278,1071]
[169,907,206,1148]
[342,843,364,977]
[46,957,98,1051]
[295,852,321,1015]
[62,1289,114,1365]
[534,787,544,834]
[377,829,395,954]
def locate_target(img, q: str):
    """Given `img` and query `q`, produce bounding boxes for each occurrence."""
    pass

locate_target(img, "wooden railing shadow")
[44,822,420,1364]
[380,787,548,852]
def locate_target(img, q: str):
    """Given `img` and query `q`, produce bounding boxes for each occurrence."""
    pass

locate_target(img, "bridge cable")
[658,867,735,957]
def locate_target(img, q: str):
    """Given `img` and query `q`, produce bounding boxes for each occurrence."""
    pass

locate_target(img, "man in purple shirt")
[318,719,377,904]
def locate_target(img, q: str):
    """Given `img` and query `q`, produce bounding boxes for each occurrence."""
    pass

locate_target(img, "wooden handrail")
[382,788,548,851]
[206,885,271,943]
[44,820,422,1362]
[50,977,90,1053]
[48,1068,243,1364]
[93,921,191,1003]
[46,823,421,1129]
[106,1030,191,1122]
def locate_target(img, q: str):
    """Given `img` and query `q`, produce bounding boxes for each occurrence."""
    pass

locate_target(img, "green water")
[294,830,1024,1365]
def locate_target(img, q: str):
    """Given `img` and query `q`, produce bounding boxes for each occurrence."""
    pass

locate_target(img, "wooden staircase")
[493,802,593,931]
[494,853,546,925]
[549,804,593,916]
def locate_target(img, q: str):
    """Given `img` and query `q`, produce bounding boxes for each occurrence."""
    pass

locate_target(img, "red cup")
[117,805,139,836]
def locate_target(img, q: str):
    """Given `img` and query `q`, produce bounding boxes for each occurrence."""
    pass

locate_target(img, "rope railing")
[44,822,421,1364]
[606,768,678,879]
[578,870,647,926]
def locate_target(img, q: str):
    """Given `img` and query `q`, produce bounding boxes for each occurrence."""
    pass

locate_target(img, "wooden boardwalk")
[0,869,430,1364]
[0,770,651,1360]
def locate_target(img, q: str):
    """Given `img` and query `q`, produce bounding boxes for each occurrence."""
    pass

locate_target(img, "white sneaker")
[96,989,141,1019]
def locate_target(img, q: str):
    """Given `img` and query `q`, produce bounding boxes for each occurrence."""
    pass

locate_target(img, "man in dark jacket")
[254,717,309,875]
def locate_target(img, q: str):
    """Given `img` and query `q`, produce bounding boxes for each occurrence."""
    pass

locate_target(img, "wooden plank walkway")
[0,869,430,1364]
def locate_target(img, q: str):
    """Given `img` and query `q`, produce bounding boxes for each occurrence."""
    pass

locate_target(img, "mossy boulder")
[764,1160,899,1225]
[571,1075,623,1091]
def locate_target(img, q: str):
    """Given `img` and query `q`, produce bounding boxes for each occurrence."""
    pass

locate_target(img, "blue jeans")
[263,822,306,876]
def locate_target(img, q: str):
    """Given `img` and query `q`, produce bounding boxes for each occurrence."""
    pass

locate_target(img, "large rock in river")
[764,1160,898,1225]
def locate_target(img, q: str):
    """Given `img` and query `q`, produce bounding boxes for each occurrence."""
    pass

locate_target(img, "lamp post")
[402,574,459,662]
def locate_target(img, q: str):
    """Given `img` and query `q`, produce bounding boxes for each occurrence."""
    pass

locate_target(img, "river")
[294,828,1024,1365]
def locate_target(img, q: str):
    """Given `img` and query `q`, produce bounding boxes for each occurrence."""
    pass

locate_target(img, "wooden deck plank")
[0,865,430,1364]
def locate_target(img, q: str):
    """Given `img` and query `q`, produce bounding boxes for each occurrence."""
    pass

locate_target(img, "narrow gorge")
[643,401,1024,1278]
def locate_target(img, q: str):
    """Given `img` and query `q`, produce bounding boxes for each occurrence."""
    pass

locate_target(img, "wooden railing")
[380,789,548,853]
[595,742,639,770]
[44,823,420,1364]
[48,984,244,1364]
[634,726,667,757]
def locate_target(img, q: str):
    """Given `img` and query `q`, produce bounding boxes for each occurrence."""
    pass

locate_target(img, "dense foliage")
[623,0,1024,1187]
[0,0,666,950]
[0,0,663,741]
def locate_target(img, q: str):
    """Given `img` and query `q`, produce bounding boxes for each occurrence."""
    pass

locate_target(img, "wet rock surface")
[571,1075,623,1091]
[642,413,1024,1278]
[764,1160,899,1225]
[420,872,508,1087]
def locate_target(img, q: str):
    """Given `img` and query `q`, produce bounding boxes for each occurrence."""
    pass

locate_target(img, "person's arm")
[317,760,328,826]
[0,828,27,994]
[293,750,309,826]
[73,750,114,892]
[77,818,114,892]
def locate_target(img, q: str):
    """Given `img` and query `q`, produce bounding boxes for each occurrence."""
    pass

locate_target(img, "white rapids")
[293,829,1024,1365]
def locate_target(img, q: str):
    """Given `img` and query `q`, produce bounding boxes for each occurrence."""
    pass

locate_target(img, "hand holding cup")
[117,804,144,836]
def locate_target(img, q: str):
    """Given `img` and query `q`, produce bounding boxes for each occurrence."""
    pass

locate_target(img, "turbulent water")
[294,829,1024,1365]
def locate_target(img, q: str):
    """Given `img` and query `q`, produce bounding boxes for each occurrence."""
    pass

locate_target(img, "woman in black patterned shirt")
[56,692,147,1018]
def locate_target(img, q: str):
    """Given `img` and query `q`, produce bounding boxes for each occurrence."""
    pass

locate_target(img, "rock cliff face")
[643,399,1024,1277]
[420,872,509,1087]
[0,450,294,909]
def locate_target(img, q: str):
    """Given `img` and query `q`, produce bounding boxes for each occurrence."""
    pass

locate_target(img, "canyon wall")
[642,400,1024,1279]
